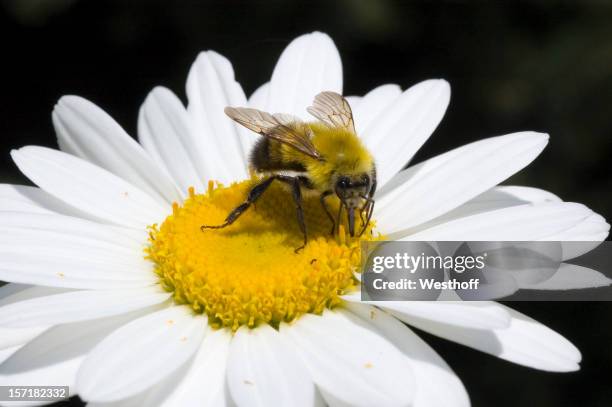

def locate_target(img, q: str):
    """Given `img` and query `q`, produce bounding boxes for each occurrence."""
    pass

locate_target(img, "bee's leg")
[358,210,366,234]
[358,201,367,228]
[320,190,335,235]
[275,175,307,253]
[358,179,377,237]
[359,199,375,237]
[293,182,307,253]
[200,176,276,231]
[336,203,344,235]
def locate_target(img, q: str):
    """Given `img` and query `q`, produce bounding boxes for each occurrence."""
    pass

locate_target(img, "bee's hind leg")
[200,176,276,231]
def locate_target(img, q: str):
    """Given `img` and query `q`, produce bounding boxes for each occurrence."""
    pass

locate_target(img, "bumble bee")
[201,91,376,252]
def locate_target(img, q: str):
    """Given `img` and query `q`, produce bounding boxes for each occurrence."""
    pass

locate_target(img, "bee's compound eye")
[362,174,369,184]
[337,177,350,189]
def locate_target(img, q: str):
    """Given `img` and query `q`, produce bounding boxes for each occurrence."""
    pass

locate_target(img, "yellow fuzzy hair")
[278,122,374,191]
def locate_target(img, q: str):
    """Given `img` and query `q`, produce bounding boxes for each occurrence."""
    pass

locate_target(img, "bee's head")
[334,173,372,236]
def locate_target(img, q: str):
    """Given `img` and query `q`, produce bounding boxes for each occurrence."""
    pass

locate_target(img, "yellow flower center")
[146,179,377,331]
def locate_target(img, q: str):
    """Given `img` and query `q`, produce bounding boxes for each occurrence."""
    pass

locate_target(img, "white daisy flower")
[0,31,609,407]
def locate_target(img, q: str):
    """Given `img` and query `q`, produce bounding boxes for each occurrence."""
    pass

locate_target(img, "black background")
[1,1,611,406]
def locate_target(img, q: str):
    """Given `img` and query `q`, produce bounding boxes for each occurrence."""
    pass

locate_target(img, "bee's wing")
[307,91,356,134]
[224,107,321,159]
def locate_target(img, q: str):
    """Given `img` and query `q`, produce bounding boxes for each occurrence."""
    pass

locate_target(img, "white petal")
[0,217,154,289]
[0,326,48,351]
[77,306,206,403]
[521,263,611,290]
[494,185,561,203]
[344,95,362,108]
[228,325,315,407]
[248,82,270,110]
[391,185,562,239]
[88,328,232,407]
[0,345,21,365]
[138,87,206,194]
[0,286,72,343]
[282,310,415,407]
[1,307,155,373]
[347,303,469,407]
[365,80,450,186]
[401,201,595,242]
[0,241,155,289]
[0,308,156,404]
[0,356,82,404]
[53,96,180,204]
[0,286,53,347]
[540,212,609,260]
[376,132,549,234]
[11,146,169,228]
[87,395,147,407]
[267,32,342,118]
[406,304,581,372]
[186,51,250,183]
[0,184,95,220]
[159,328,231,407]
[342,293,510,330]
[85,370,188,407]
[0,261,154,290]
[85,379,178,407]
[0,211,146,249]
[378,132,547,200]
[0,285,50,348]
[353,84,401,135]
[0,285,71,306]
[0,287,169,328]
[545,212,609,241]
[0,283,32,300]
[492,189,609,258]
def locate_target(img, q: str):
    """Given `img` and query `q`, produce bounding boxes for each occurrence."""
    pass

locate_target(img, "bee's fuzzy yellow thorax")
[305,123,374,190]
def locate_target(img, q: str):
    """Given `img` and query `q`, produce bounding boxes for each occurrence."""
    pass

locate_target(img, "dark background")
[1,1,611,406]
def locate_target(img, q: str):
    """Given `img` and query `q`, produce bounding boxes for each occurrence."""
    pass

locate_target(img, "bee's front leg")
[358,195,376,237]
[358,198,375,237]
[358,205,366,229]
[336,204,344,235]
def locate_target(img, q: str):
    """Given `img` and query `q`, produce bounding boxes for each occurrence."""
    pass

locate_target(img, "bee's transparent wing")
[224,107,321,159]
[307,91,356,134]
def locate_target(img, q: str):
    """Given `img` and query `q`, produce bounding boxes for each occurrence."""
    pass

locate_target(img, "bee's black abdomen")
[250,138,307,172]
[249,138,271,171]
